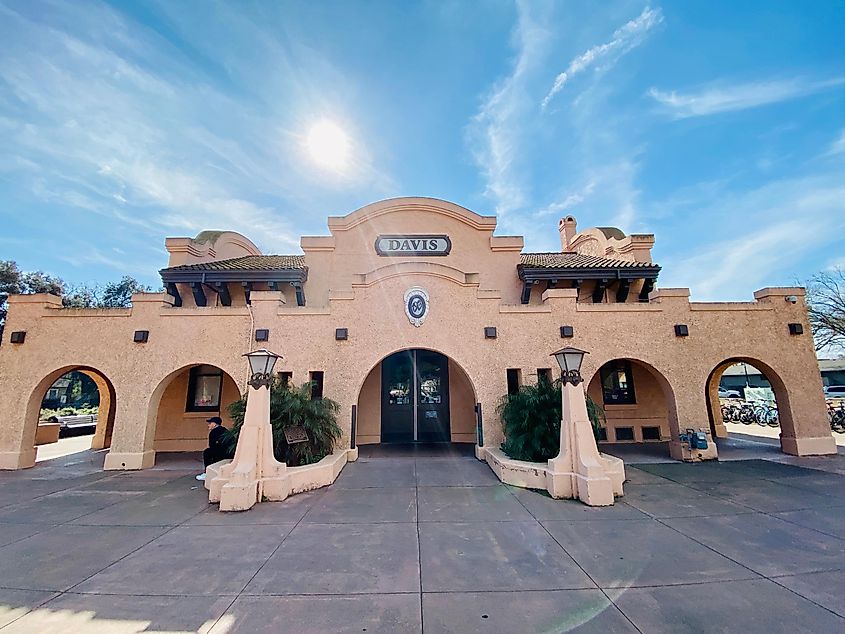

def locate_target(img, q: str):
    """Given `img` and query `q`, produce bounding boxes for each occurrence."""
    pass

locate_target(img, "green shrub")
[39,405,99,420]
[498,378,606,462]
[227,378,342,467]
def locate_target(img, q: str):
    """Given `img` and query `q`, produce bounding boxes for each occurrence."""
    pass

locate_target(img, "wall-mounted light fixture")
[788,323,804,335]
[255,329,269,342]
[10,331,26,344]
[133,330,149,343]
[484,327,497,339]
[335,328,348,340]
[560,326,574,338]
[674,324,689,337]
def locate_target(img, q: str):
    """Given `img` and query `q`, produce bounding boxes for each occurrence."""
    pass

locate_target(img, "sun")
[306,120,350,170]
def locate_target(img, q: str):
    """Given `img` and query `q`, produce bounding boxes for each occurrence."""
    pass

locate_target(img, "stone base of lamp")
[207,384,291,512]
[546,382,621,506]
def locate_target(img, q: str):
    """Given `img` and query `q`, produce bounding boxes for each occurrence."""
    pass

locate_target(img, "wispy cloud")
[828,128,845,155]
[0,0,394,277]
[541,6,663,110]
[649,77,845,119]
[661,175,845,300]
[466,2,550,218]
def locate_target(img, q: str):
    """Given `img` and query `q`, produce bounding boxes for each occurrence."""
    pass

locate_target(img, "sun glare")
[306,120,350,170]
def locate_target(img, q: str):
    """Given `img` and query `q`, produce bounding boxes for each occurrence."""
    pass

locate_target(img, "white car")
[718,387,742,399]
[824,386,845,400]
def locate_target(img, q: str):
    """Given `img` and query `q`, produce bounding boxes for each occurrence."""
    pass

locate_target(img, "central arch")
[355,348,478,446]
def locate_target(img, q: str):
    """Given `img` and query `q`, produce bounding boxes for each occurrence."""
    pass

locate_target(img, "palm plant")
[227,378,342,466]
[498,378,606,462]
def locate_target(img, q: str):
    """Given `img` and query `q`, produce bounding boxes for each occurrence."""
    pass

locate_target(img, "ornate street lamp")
[207,348,289,511]
[551,347,588,385]
[244,349,281,389]
[546,345,617,506]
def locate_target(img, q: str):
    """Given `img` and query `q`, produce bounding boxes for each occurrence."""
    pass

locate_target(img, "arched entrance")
[585,358,679,456]
[706,357,793,452]
[26,365,116,459]
[356,349,477,445]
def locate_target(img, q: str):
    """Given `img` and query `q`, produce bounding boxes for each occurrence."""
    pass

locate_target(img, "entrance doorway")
[381,349,450,443]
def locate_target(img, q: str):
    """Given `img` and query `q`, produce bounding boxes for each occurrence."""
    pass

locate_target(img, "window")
[309,371,324,399]
[186,365,223,412]
[615,426,635,441]
[537,368,553,384]
[642,426,661,441]
[506,369,522,396]
[279,371,293,389]
[601,361,636,405]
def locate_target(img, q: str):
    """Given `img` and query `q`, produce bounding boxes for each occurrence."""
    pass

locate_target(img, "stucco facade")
[0,197,836,470]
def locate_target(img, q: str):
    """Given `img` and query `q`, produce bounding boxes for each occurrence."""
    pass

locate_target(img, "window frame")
[600,360,637,405]
[186,365,224,413]
[506,368,522,396]
[309,371,324,400]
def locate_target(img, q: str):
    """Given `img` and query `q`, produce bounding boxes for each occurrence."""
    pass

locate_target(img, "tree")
[0,259,150,325]
[100,276,151,308]
[1,261,65,325]
[227,378,342,466]
[497,378,606,463]
[805,268,845,352]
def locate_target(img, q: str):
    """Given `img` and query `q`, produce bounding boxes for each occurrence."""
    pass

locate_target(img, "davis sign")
[375,234,451,257]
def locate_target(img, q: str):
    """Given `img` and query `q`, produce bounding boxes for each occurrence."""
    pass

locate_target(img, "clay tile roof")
[163,255,306,272]
[519,253,653,269]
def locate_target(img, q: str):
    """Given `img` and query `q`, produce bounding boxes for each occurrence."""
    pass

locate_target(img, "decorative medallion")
[404,287,430,327]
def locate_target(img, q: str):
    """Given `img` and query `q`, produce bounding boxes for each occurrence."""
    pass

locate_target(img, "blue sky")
[1,0,844,300]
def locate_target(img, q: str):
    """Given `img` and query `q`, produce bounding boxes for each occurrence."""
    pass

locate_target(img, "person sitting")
[196,417,231,481]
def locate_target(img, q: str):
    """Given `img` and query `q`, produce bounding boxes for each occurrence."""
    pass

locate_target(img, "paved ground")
[1,446,845,632]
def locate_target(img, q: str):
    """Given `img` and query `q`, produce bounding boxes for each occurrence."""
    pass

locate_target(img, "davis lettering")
[375,234,452,257]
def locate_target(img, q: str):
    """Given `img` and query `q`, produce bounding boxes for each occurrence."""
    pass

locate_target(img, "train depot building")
[0,197,836,471]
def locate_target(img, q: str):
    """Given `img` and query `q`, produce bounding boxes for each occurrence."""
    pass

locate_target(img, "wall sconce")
[335,328,348,340]
[484,327,497,339]
[10,331,26,344]
[788,323,803,335]
[674,324,689,337]
[133,330,149,343]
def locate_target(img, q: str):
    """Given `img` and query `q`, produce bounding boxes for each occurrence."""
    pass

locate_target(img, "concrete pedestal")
[208,382,291,512]
[545,382,618,506]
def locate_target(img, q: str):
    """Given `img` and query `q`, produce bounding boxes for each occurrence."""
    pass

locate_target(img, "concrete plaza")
[1,444,845,632]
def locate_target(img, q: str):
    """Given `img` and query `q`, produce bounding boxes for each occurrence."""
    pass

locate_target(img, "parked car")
[824,386,845,400]
[718,387,742,399]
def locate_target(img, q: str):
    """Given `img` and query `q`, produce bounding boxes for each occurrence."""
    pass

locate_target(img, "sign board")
[375,234,451,257]
[283,426,309,445]
[404,286,430,327]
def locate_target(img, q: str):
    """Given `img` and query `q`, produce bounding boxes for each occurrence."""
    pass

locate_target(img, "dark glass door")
[381,349,451,443]
[416,350,450,442]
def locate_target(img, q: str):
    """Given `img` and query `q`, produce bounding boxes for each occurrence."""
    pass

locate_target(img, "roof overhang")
[159,268,308,285]
[518,264,661,282]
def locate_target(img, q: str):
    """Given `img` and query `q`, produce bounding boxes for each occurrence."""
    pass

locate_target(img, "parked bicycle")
[719,400,779,427]
[828,401,845,434]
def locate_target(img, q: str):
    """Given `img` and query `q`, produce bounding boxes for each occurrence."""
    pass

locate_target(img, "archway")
[705,357,794,453]
[25,366,117,461]
[585,358,680,457]
[355,348,478,446]
[149,364,241,456]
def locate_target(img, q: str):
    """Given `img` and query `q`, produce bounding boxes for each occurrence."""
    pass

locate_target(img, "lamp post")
[207,349,291,511]
[547,347,616,506]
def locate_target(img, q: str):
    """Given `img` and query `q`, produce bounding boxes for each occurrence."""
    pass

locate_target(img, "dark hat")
[206,416,223,424]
